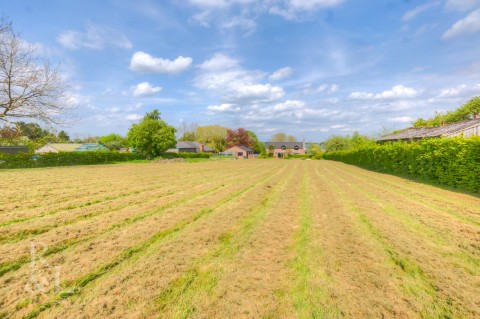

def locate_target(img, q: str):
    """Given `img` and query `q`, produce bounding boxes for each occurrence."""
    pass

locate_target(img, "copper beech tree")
[0,20,72,127]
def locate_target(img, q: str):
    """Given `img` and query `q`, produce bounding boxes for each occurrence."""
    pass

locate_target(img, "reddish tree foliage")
[226,128,254,149]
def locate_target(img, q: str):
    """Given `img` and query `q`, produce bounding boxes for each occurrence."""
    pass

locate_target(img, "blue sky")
[3,0,480,141]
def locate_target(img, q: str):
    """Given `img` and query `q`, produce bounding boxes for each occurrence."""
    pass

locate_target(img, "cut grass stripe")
[0,173,248,278]
[22,167,283,319]
[317,164,467,319]
[153,164,299,318]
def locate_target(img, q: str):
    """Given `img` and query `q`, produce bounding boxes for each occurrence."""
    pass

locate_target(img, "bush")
[323,137,480,193]
[285,154,311,159]
[0,151,145,169]
[159,152,211,159]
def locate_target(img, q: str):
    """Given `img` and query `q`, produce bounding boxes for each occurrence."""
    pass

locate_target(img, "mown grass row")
[21,165,287,319]
[318,164,466,319]
[0,166,276,280]
[152,164,299,318]
[327,164,480,276]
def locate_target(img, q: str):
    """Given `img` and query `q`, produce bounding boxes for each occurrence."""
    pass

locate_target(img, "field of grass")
[1,160,479,318]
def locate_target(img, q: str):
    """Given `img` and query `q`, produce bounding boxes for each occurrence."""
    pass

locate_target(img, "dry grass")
[1,160,479,318]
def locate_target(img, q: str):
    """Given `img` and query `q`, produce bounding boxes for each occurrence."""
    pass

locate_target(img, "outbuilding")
[222,146,254,159]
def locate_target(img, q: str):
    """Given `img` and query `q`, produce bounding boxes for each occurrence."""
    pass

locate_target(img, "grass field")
[1,160,479,319]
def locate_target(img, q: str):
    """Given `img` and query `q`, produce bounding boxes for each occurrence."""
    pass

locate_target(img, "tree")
[127,109,176,157]
[177,121,198,141]
[195,125,229,152]
[226,128,253,148]
[15,122,46,139]
[99,133,127,150]
[413,96,480,128]
[58,130,70,141]
[0,20,72,126]
[287,135,297,142]
[271,133,287,142]
[246,130,265,153]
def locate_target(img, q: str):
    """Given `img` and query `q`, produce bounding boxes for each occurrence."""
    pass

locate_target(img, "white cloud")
[269,0,344,20]
[195,53,284,104]
[226,83,285,103]
[130,51,193,74]
[402,2,439,21]
[348,85,422,100]
[198,53,240,71]
[57,24,132,50]
[222,16,257,34]
[387,116,414,123]
[273,100,305,111]
[132,82,162,97]
[302,83,339,95]
[126,114,143,121]
[269,67,294,81]
[443,9,480,39]
[207,103,241,113]
[438,83,480,97]
[445,0,480,11]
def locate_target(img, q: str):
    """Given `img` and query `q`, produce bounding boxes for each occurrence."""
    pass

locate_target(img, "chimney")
[199,143,204,152]
[474,112,479,120]
[441,121,445,127]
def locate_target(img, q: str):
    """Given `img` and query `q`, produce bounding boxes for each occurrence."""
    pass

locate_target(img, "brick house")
[222,146,254,159]
[265,141,306,158]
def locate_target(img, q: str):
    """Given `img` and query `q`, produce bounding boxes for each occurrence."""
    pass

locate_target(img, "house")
[0,146,29,155]
[222,146,254,159]
[35,143,108,154]
[166,141,214,153]
[265,141,306,158]
[378,116,480,142]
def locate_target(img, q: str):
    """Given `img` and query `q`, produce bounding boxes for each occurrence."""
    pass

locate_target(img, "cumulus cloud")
[195,53,284,104]
[57,24,132,50]
[348,85,422,100]
[207,103,241,113]
[443,9,480,39]
[269,67,294,81]
[132,82,162,97]
[199,53,240,71]
[273,100,305,111]
[130,51,193,74]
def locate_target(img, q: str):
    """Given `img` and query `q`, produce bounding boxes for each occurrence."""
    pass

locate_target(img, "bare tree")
[0,20,72,127]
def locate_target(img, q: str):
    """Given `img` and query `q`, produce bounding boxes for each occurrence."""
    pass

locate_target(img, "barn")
[378,116,480,142]
[222,146,254,159]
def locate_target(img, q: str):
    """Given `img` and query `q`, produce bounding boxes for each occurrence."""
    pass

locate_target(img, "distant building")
[222,146,254,159]
[378,116,480,142]
[35,143,108,154]
[265,141,306,158]
[0,146,29,155]
[166,141,214,153]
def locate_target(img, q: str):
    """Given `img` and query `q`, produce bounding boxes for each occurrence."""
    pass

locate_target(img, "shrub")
[0,151,145,169]
[323,137,480,193]
[159,152,211,159]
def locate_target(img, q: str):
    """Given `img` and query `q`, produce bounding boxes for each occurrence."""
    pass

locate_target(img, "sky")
[2,0,480,142]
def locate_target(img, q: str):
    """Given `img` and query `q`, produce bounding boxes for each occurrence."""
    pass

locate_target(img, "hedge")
[159,152,212,159]
[0,151,145,169]
[323,137,480,193]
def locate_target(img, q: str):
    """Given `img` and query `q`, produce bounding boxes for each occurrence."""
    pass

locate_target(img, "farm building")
[265,141,306,158]
[0,146,29,154]
[378,116,480,142]
[35,143,108,154]
[166,141,214,153]
[222,146,254,159]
